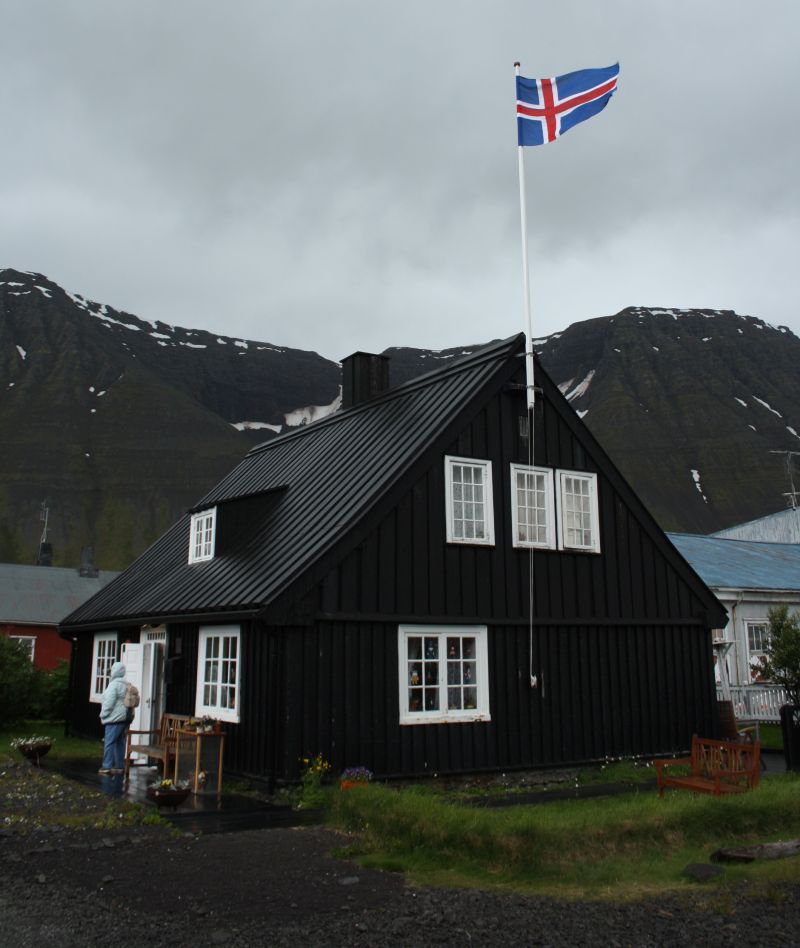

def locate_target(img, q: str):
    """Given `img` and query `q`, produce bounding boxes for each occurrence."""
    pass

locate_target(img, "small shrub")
[35,660,70,720]
[761,605,800,703]
[0,637,37,727]
[299,753,331,807]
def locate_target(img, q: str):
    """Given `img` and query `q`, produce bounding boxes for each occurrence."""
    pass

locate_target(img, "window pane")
[515,469,549,545]
[561,474,595,549]
[448,687,462,709]
[403,628,486,719]
[449,461,490,543]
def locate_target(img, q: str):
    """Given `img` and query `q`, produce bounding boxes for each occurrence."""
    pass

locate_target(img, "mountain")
[0,269,340,568]
[388,307,800,534]
[2,268,799,568]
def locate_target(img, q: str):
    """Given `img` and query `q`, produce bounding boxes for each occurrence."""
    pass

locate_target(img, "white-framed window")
[90,632,118,702]
[510,464,556,549]
[195,625,241,723]
[9,635,35,663]
[445,457,494,545]
[746,621,770,679]
[189,507,217,563]
[556,470,600,553]
[398,625,490,725]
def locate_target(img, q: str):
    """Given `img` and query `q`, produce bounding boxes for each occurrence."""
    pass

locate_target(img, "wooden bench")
[655,735,761,797]
[124,713,191,779]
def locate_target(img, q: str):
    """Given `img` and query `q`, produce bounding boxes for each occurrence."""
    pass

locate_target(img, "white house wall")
[714,590,800,687]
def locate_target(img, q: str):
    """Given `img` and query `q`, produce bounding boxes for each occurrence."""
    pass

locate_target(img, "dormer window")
[189,507,217,563]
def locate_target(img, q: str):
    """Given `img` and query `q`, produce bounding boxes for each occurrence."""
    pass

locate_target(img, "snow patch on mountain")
[691,469,708,504]
[231,421,282,433]
[284,389,342,427]
[15,345,26,360]
[751,396,782,418]
[565,370,595,402]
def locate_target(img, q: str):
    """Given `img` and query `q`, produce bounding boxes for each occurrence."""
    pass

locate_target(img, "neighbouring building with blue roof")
[668,532,800,691]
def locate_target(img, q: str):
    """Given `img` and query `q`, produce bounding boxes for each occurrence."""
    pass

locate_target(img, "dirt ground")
[2,758,800,946]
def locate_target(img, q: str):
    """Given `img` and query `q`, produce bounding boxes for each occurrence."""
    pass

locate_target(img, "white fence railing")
[716,685,789,722]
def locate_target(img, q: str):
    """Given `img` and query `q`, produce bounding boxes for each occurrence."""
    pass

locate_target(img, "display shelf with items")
[174,728,225,795]
[446,635,478,710]
[407,635,441,713]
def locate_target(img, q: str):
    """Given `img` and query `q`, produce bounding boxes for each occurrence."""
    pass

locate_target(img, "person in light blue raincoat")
[99,661,129,774]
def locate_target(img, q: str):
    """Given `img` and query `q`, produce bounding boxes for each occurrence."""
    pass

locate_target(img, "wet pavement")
[49,760,321,834]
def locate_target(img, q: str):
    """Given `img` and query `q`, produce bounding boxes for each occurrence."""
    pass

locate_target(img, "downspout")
[730,592,744,690]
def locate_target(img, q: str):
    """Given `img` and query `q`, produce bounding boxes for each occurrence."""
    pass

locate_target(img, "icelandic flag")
[516,64,619,146]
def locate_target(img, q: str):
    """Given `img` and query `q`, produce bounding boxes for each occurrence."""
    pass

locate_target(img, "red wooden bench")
[655,735,761,797]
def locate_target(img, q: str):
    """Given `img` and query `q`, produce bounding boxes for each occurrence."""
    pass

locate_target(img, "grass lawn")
[328,774,800,900]
[2,719,100,767]
[759,723,784,751]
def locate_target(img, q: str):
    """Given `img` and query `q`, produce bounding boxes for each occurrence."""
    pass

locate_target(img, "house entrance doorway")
[122,626,167,742]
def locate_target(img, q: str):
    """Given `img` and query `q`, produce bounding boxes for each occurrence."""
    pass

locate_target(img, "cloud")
[1,1,798,358]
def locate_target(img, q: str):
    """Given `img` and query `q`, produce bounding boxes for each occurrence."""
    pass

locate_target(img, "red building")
[0,563,119,670]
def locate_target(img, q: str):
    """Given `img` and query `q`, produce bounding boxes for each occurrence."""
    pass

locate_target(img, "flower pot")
[340,779,369,791]
[18,742,52,765]
[146,786,190,809]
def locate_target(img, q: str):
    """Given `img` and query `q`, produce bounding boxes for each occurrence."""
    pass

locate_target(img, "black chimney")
[341,352,390,409]
[79,546,99,578]
[36,542,53,567]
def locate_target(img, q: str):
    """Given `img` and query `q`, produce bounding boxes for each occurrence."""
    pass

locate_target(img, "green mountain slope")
[0,269,339,568]
[3,268,798,569]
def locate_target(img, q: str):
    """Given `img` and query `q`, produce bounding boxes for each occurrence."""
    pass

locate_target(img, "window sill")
[400,712,491,726]
[196,708,239,724]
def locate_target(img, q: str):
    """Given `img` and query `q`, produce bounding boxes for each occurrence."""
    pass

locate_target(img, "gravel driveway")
[4,822,800,946]
[2,759,799,946]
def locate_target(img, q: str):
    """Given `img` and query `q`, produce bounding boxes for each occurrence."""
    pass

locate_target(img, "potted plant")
[340,765,373,790]
[146,777,191,809]
[11,736,53,766]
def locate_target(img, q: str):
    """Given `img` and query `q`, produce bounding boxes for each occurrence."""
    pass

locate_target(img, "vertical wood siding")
[319,386,711,626]
[276,620,714,780]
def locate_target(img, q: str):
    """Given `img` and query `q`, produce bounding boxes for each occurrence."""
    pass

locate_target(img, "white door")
[139,626,168,733]
[121,642,144,732]
[122,628,168,761]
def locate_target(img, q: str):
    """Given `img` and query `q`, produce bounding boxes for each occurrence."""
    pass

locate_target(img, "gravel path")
[3,823,799,947]
[2,759,799,946]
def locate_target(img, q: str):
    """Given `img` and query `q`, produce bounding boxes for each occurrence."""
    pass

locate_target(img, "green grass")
[328,775,800,899]
[758,723,783,752]
[1,719,100,765]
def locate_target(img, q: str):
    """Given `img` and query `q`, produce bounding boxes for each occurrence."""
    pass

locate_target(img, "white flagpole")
[515,62,538,690]
[515,62,535,413]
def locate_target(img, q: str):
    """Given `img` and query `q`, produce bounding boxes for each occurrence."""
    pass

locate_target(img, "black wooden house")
[61,334,726,784]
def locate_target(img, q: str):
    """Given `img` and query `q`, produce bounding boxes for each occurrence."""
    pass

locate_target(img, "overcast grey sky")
[2,2,798,360]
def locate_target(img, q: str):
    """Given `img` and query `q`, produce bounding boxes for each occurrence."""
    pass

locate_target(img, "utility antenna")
[39,501,49,544]
[768,450,800,509]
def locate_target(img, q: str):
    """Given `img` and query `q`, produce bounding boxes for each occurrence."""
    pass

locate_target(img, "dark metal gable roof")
[62,335,525,629]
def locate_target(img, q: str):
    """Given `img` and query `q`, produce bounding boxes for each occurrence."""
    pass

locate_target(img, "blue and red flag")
[516,64,619,146]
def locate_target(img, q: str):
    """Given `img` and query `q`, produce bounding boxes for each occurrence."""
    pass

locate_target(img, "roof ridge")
[246,333,525,458]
